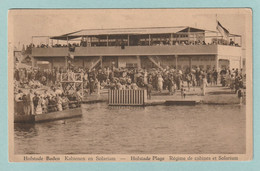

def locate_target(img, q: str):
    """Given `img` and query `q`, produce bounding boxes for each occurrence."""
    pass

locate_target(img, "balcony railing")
[32,44,241,57]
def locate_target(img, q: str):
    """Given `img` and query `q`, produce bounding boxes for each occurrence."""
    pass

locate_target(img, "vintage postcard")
[8,8,252,162]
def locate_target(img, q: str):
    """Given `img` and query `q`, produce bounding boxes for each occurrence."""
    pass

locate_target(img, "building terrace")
[29,26,242,71]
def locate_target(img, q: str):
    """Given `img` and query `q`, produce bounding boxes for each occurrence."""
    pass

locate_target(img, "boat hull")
[14,108,82,123]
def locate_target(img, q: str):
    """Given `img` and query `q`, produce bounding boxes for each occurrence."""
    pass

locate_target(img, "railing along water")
[108,89,147,106]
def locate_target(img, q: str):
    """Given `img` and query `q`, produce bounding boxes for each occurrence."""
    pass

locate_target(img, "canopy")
[49,26,241,41]
[50,26,208,40]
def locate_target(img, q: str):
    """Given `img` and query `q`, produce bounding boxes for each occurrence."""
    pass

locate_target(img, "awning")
[50,26,190,40]
[49,26,241,41]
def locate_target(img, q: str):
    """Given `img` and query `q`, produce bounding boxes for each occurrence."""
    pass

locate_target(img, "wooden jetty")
[165,100,196,106]
[14,108,82,123]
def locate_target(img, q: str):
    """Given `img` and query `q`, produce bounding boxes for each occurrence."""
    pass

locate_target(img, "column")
[215,55,219,71]
[128,35,130,46]
[31,56,36,67]
[188,27,190,43]
[175,55,178,69]
[137,56,141,69]
[170,33,173,45]
[189,56,192,70]
[100,56,103,68]
[65,56,68,70]
[107,35,109,46]
[51,58,54,70]
[240,56,242,70]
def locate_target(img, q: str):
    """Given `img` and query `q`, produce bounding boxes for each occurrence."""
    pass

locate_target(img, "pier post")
[215,55,219,71]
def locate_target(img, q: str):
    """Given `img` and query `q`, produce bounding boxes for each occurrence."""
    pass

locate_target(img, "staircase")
[89,56,102,70]
[147,56,163,69]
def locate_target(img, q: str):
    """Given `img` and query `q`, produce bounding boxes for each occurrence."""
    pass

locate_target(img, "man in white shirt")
[29,89,35,115]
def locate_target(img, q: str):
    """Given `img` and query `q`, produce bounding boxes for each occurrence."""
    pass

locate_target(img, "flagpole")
[66,36,69,70]
[216,14,219,43]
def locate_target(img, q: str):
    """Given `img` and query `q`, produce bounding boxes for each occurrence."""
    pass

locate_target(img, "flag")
[216,21,230,40]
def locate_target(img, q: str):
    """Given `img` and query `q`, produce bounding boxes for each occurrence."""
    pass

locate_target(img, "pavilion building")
[30,26,242,71]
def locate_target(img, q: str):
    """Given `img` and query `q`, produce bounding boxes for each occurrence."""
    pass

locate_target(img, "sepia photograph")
[8,8,252,162]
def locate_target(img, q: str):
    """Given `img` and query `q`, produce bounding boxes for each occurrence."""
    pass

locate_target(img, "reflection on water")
[14,103,246,154]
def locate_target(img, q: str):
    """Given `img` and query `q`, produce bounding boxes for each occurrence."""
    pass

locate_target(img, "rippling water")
[14,103,246,154]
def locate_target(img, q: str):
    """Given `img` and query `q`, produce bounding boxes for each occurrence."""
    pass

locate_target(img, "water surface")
[14,103,246,154]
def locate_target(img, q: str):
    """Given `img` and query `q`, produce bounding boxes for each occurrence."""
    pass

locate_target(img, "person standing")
[33,92,39,114]
[29,89,35,115]
[195,68,200,86]
[237,88,243,105]
[146,83,153,100]
[35,94,43,115]
[57,95,63,111]
[96,79,100,96]
[201,76,208,96]
[168,77,174,95]
[186,73,191,91]
[22,93,30,115]
[181,85,186,98]
[176,73,181,90]
[89,78,95,95]
[158,75,163,93]
[213,69,218,85]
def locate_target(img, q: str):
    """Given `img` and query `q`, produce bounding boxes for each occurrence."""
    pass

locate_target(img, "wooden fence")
[108,89,147,106]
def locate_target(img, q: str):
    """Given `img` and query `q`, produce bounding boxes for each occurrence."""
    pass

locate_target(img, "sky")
[8,8,251,52]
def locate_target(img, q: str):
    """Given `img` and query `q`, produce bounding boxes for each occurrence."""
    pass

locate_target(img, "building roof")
[50,26,211,40]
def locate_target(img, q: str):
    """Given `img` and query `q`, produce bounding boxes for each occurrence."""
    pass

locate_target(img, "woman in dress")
[96,79,100,95]
[201,75,208,96]
[168,77,174,95]
[157,74,163,93]
[57,95,63,111]
[35,95,43,115]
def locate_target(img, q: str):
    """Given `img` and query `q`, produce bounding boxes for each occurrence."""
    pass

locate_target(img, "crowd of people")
[220,68,246,104]
[15,87,82,116]
[24,37,240,52]
[14,63,246,115]
[14,67,82,116]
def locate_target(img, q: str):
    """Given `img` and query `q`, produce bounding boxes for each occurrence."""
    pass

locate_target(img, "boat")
[14,107,82,123]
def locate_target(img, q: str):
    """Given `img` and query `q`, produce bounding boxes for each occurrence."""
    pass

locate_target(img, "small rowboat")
[14,107,82,123]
